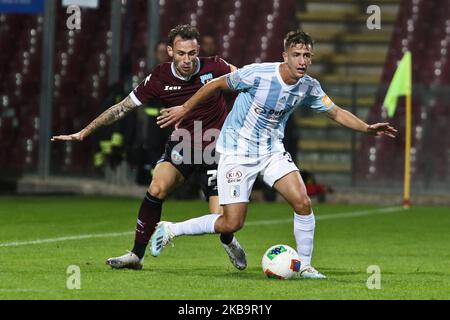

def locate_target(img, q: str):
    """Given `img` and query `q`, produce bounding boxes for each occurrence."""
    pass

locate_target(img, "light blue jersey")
[217,62,335,157]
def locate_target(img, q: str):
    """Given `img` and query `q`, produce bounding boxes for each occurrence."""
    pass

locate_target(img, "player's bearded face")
[283,43,313,79]
[169,36,200,77]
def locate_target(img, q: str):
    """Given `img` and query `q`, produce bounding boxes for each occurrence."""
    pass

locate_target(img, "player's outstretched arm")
[326,105,397,138]
[157,75,231,128]
[51,96,137,142]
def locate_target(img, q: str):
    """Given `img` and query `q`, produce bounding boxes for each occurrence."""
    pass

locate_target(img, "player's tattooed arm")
[51,96,137,142]
[82,96,136,136]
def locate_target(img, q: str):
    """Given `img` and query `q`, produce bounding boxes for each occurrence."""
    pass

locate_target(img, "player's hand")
[367,123,398,138]
[51,131,85,142]
[157,105,187,128]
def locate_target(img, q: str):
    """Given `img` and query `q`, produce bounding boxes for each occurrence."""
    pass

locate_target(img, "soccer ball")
[262,244,301,279]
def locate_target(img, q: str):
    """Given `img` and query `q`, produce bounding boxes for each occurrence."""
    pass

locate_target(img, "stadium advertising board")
[0,0,44,13]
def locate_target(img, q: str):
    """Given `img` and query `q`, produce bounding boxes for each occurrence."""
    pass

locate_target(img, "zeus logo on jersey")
[164,86,182,91]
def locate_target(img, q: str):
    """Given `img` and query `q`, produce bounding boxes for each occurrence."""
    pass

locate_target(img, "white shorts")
[217,151,299,205]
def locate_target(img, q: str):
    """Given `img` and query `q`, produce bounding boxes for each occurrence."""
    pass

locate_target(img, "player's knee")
[222,217,244,233]
[148,182,169,200]
[293,196,312,215]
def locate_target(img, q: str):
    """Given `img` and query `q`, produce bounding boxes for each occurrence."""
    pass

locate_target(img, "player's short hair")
[283,30,314,51]
[168,24,201,46]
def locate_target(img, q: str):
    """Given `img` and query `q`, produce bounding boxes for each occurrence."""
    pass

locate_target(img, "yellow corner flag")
[383,51,413,208]
[383,51,412,118]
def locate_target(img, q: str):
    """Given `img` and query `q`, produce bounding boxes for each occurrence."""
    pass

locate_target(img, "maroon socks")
[132,192,164,259]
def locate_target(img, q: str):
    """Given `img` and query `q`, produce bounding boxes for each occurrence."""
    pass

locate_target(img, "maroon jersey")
[129,56,231,149]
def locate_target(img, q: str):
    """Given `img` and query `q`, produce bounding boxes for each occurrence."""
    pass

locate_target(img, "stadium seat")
[159,0,180,39]
[216,0,259,65]
[195,0,223,36]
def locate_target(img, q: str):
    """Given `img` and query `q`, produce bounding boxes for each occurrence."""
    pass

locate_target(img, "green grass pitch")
[0,196,449,300]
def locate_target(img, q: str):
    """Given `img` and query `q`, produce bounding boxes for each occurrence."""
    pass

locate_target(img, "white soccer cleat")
[222,237,247,270]
[106,251,144,270]
[299,265,327,279]
[150,221,175,257]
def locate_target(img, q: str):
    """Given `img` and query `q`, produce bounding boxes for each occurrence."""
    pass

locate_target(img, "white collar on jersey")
[171,58,201,81]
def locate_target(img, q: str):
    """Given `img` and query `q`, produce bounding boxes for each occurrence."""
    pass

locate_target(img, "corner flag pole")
[382,51,412,209]
[403,93,412,209]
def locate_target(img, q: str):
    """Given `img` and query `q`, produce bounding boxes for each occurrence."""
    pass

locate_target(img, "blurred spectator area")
[0,1,113,177]
[296,0,450,189]
[0,13,43,176]
[1,0,449,191]
[0,0,297,179]
[294,0,402,187]
[356,0,450,188]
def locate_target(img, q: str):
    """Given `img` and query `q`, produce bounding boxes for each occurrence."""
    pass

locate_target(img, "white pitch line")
[246,206,403,226]
[0,289,51,293]
[0,207,402,248]
[0,231,134,248]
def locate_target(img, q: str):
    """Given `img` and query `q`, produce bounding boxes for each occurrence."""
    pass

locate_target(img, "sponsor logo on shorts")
[230,185,240,198]
[226,170,243,183]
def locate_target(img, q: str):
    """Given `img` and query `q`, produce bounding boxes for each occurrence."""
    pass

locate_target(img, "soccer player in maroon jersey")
[52,25,247,270]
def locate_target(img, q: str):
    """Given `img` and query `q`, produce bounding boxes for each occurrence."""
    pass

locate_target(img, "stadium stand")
[0,14,43,174]
[296,0,400,186]
[0,0,297,179]
[356,0,450,188]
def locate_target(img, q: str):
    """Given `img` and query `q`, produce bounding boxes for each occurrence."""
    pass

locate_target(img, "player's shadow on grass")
[140,266,279,281]
[321,267,448,277]
[407,271,449,276]
[317,268,372,276]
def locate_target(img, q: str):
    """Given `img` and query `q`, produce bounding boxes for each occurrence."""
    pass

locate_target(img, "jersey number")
[283,152,294,163]
[207,170,218,187]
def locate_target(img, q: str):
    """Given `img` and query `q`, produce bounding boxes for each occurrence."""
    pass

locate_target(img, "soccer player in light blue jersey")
[153,30,397,279]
